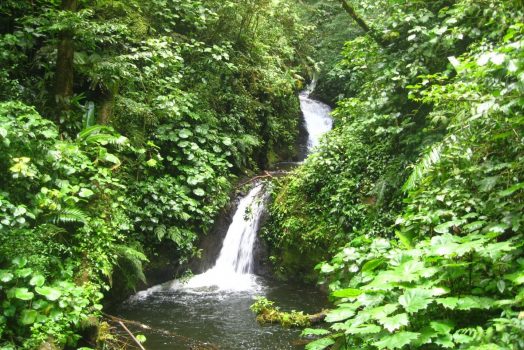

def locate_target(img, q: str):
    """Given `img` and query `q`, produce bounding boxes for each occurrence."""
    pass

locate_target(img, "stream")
[114,86,333,349]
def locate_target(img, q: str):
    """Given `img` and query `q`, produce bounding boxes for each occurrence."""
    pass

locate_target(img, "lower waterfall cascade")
[180,184,267,291]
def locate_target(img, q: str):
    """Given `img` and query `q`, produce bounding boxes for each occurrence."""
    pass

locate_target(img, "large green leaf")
[430,321,454,334]
[0,270,14,283]
[393,260,428,282]
[434,220,463,234]
[193,188,205,197]
[325,307,355,322]
[346,323,382,335]
[15,268,33,278]
[435,333,454,348]
[399,288,433,313]
[373,331,420,349]
[35,286,62,301]
[331,288,362,298]
[505,271,524,285]
[362,258,385,272]
[13,288,34,301]
[379,313,409,332]
[103,153,120,164]
[78,188,94,198]
[29,275,45,287]
[301,328,331,336]
[20,309,38,325]
[305,337,336,350]
[179,129,193,139]
[499,182,524,197]
[12,257,27,267]
[435,297,459,309]
[367,303,399,320]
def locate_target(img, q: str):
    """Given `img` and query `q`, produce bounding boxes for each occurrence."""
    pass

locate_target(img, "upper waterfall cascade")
[300,83,333,151]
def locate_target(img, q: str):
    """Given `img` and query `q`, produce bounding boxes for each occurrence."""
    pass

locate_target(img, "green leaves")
[346,323,382,335]
[435,296,495,310]
[325,307,355,323]
[20,310,38,325]
[193,188,205,196]
[0,270,14,283]
[430,321,454,334]
[305,337,335,350]
[362,258,385,272]
[373,331,419,349]
[499,182,524,197]
[379,313,409,332]
[179,129,193,139]
[35,286,62,301]
[78,188,94,198]
[13,288,34,301]
[301,328,331,336]
[398,288,433,314]
[29,275,45,287]
[331,288,362,298]
[434,220,464,234]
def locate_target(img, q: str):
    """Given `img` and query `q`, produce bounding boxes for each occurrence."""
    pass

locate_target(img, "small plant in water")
[179,270,194,284]
[250,297,310,328]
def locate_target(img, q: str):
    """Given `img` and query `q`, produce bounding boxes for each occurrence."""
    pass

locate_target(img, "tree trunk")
[337,0,385,47]
[55,0,78,120]
[97,89,115,125]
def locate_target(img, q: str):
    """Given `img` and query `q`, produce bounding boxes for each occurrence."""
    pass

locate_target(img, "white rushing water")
[300,84,333,151]
[178,184,266,292]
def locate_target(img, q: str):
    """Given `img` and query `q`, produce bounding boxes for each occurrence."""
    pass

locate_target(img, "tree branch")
[118,321,147,350]
[337,0,385,47]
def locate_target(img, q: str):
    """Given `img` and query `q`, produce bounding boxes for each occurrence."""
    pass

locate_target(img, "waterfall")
[180,83,332,292]
[207,184,265,275]
[180,184,267,291]
[300,84,333,151]
[137,82,333,295]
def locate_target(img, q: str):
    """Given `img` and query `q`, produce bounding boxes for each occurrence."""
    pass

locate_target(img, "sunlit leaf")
[305,337,335,350]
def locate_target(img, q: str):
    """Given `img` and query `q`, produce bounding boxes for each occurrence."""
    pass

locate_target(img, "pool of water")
[113,276,327,350]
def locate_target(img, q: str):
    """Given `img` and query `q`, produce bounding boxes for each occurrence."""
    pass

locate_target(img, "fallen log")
[104,314,219,350]
[236,171,274,188]
[118,321,147,350]
[235,169,293,189]
[308,310,328,324]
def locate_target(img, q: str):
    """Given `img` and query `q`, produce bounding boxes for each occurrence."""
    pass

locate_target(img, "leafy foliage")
[0,0,311,347]
[263,0,524,349]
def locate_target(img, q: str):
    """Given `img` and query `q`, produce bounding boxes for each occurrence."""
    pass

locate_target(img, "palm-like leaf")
[50,208,89,224]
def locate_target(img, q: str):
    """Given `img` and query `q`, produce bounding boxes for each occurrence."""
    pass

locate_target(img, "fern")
[154,225,166,241]
[50,208,89,224]
[403,143,444,192]
[114,245,148,287]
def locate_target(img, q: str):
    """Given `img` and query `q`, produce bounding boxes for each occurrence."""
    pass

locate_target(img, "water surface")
[115,278,326,350]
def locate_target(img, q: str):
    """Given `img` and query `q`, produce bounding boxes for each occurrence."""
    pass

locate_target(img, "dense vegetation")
[0,0,310,348]
[263,0,524,349]
[2,0,523,349]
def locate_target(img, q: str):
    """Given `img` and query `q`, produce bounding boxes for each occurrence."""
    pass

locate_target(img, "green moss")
[251,297,311,328]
